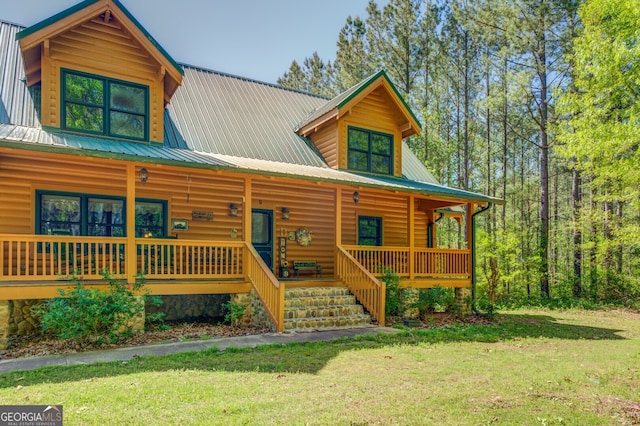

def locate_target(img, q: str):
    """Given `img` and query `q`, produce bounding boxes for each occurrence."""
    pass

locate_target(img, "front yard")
[0,309,638,425]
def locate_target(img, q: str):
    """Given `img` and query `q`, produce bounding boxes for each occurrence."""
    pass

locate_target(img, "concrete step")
[283,286,372,332]
[283,314,373,331]
[284,294,357,308]
[284,304,365,320]
[284,286,353,298]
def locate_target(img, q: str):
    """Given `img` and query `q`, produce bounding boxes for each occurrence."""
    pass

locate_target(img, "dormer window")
[348,127,393,175]
[62,70,148,141]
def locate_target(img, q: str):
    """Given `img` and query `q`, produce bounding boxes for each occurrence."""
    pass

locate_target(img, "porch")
[0,234,471,331]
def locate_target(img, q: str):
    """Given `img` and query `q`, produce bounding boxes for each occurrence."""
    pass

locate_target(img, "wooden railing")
[343,245,470,280]
[244,243,284,332]
[1,235,127,281]
[345,246,411,276]
[414,248,470,278]
[137,239,244,279]
[0,235,245,281]
[336,246,385,326]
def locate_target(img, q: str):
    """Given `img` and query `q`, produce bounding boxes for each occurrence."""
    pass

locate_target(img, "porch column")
[335,188,342,276]
[126,164,137,285]
[243,178,252,245]
[408,195,415,279]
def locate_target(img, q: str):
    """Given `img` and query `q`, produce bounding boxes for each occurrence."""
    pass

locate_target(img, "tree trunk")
[538,17,550,298]
[572,167,582,298]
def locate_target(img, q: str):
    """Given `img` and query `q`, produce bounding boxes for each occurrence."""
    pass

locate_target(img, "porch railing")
[1,235,127,281]
[0,234,245,281]
[343,245,470,280]
[244,243,284,332]
[137,239,244,279]
[336,246,385,326]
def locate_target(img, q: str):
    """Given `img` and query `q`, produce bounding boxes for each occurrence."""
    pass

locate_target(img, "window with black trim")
[358,216,382,246]
[348,127,393,175]
[62,70,148,141]
[37,191,165,237]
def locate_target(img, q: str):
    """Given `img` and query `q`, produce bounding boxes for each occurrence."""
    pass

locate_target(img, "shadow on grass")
[0,312,628,388]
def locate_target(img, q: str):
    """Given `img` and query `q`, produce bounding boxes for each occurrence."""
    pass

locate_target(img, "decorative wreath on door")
[295,228,313,246]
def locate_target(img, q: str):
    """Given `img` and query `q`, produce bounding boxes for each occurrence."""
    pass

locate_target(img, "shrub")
[223,300,247,326]
[32,270,160,345]
[381,268,404,317]
[413,286,458,318]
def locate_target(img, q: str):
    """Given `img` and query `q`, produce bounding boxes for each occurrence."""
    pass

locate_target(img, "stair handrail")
[244,243,285,332]
[336,246,385,326]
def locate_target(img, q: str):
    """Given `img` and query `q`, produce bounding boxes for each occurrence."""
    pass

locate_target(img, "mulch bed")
[0,323,270,360]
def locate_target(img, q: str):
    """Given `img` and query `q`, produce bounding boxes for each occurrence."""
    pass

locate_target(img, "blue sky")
[2,0,386,84]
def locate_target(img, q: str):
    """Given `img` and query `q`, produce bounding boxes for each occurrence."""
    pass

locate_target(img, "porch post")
[408,195,415,279]
[335,188,342,278]
[243,178,252,245]
[126,163,137,285]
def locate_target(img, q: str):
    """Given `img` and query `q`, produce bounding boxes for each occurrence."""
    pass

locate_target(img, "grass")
[1,309,639,425]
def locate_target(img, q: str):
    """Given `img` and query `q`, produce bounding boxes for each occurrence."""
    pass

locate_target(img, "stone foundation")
[146,294,229,322]
[0,301,9,349]
[8,299,42,336]
[248,290,276,331]
[455,288,472,314]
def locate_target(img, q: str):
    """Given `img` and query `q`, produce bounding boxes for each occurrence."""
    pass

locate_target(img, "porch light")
[139,167,149,184]
[281,207,290,220]
[229,203,238,217]
[352,191,360,204]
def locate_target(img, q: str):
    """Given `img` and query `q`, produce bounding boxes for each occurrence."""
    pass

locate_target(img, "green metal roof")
[296,70,422,132]
[15,0,183,76]
[1,18,503,206]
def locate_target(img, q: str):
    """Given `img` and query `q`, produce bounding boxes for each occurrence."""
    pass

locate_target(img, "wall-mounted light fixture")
[229,203,238,217]
[139,167,149,184]
[352,191,360,204]
[281,207,290,220]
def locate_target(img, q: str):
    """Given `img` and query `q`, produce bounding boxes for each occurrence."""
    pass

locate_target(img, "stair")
[283,285,372,331]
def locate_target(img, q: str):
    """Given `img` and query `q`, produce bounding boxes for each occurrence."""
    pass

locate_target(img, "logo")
[0,405,63,426]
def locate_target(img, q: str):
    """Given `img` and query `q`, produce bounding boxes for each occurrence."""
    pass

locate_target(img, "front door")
[251,209,273,269]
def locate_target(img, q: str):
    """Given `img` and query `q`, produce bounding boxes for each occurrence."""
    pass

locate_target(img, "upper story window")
[62,70,148,141]
[348,127,393,175]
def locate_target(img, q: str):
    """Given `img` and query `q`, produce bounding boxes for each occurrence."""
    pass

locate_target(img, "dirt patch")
[0,322,270,360]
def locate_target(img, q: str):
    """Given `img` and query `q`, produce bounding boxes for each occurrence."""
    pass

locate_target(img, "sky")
[2,0,387,84]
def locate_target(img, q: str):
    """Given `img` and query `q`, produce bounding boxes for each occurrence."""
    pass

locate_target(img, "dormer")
[296,71,420,178]
[16,0,183,144]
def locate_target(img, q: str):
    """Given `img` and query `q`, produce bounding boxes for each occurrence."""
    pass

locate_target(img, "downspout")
[471,202,493,313]
[427,212,444,248]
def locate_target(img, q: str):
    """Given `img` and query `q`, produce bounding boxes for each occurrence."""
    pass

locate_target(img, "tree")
[334,16,373,92]
[557,0,640,300]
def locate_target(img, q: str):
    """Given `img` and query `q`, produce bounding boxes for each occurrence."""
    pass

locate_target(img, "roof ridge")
[179,63,330,100]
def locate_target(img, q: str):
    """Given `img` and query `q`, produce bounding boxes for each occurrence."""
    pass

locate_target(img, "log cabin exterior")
[0,0,501,342]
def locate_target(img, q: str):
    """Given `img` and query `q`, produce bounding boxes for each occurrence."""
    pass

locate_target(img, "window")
[358,216,382,246]
[348,127,393,175]
[135,200,166,238]
[37,191,165,237]
[62,70,148,141]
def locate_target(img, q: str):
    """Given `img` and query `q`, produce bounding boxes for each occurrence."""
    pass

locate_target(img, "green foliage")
[413,287,458,317]
[381,268,404,316]
[32,271,160,345]
[223,300,247,326]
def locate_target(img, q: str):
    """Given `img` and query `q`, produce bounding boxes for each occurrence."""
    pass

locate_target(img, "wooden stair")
[283,285,372,331]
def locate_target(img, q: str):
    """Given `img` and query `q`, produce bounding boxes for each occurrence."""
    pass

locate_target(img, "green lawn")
[1,309,638,425]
